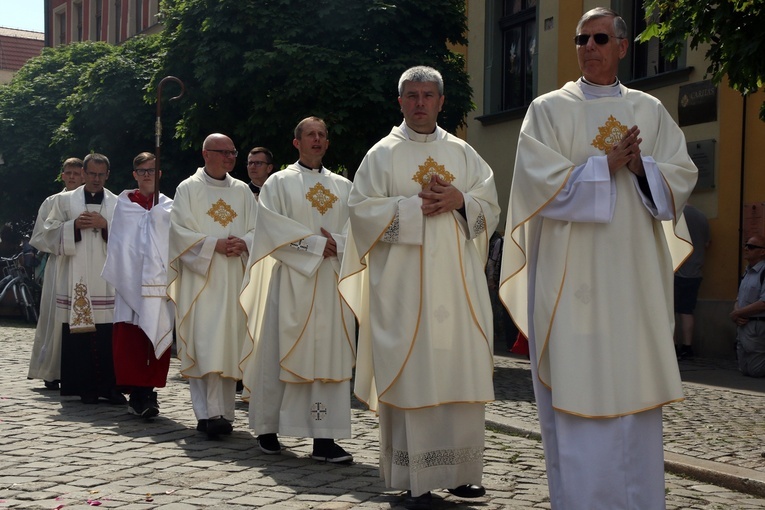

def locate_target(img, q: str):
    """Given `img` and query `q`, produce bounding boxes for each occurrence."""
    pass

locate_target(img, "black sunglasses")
[574,33,621,46]
[744,243,765,250]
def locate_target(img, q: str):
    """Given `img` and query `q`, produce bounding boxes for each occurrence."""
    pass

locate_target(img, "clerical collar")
[400,121,439,143]
[84,189,105,204]
[248,181,261,195]
[578,77,622,99]
[297,161,323,173]
[201,167,229,187]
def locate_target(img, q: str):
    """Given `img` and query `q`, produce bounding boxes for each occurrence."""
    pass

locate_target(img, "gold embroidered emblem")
[207,198,238,227]
[591,115,628,154]
[305,183,338,215]
[412,157,455,189]
[70,280,94,328]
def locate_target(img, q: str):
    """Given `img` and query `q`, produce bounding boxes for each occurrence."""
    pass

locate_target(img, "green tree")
[640,0,765,120]
[0,37,193,232]
[158,0,472,176]
[0,42,114,230]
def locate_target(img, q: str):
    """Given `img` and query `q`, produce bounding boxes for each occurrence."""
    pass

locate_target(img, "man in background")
[731,235,765,377]
[675,203,710,360]
[28,158,84,390]
[246,146,276,199]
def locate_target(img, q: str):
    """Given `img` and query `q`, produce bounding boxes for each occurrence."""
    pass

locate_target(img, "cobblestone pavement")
[1,321,765,509]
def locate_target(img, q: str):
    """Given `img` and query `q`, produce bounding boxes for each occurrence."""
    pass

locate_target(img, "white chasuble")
[500,81,698,418]
[101,191,174,358]
[239,163,355,437]
[168,168,257,379]
[339,124,500,411]
[43,186,117,330]
[239,164,355,387]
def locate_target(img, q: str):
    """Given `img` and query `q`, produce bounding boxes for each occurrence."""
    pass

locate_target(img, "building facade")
[466,0,765,357]
[0,28,44,84]
[45,0,161,47]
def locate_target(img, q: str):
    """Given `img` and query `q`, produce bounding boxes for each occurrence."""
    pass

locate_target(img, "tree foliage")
[157,0,472,174]
[0,37,179,232]
[0,42,114,230]
[640,0,765,120]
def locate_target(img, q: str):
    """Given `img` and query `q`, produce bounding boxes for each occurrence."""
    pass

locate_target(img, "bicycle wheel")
[17,282,38,324]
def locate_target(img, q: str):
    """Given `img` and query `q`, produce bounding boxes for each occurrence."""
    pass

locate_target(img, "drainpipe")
[737,93,748,280]
[43,0,51,47]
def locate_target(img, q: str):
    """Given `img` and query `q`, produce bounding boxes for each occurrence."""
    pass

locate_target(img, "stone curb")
[486,412,765,499]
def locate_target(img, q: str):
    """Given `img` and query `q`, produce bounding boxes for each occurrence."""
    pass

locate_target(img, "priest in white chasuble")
[28,158,84,389]
[40,153,121,404]
[499,8,698,510]
[167,134,257,439]
[339,67,500,506]
[239,117,356,463]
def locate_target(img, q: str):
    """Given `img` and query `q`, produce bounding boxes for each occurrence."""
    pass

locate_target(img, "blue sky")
[0,0,45,32]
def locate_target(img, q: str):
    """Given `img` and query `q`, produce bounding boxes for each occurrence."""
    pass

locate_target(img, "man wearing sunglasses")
[730,236,765,377]
[168,133,258,438]
[501,7,698,509]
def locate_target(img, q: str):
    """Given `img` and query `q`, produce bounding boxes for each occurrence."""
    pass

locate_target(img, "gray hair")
[398,66,444,96]
[576,7,628,39]
[83,153,110,171]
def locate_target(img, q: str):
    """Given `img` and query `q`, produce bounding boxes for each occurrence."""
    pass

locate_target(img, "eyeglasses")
[247,161,271,167]
[206,149,239,158]
[134,168,156,176]
[574,33,622,46]
[744,243,765,250]
[85,171,108,179]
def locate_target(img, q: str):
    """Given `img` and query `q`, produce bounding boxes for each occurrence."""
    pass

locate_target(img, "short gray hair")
[398,66,444,96]
[576,7,628,40]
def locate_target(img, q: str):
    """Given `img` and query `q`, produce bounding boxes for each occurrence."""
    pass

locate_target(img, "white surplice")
[339,122,500,495]
[39,186,117,329]
[239,163,355,438]
[27,190,65,381]
[499,80,698,509]
[101,190,174,358]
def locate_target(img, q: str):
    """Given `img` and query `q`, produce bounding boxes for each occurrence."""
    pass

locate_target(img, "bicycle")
[0,252,40,324]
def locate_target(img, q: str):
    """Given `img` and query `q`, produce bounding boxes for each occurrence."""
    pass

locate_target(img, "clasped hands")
[419,174,464,217]
[75,211,107,231]
[608,125,645,177]
[215,236,248,257]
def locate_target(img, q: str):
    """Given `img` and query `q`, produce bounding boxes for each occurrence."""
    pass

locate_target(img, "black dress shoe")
[196,419,208,432]
[402,491,432,510]
[257,433,282,454]
[206,417,233,437]
[447,484,486,498]
[43,380,60,390]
